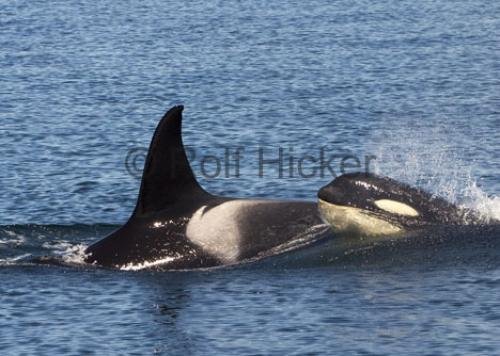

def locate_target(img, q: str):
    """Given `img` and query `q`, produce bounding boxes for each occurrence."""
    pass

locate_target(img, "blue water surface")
[1,0,499,354]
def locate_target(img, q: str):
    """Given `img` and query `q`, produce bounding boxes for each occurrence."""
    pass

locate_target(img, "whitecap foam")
[0,229,26,246]
[0,253,32,265]
[61,244,89,264]
[42,240,90,265]
[462,181,500,223]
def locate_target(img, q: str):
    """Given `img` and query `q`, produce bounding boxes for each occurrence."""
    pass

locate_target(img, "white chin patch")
[318,199,403,237]
[374,199,419,217]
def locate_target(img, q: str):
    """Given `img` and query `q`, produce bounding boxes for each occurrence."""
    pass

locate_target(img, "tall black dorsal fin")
[133,106,208,216]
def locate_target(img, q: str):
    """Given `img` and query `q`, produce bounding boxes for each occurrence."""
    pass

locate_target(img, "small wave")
[0,253,32,266]
[0,224,118,236]
[61,244,89,265]
[41,240,89,265]
[0,228,26,246]
[0,224,115,268]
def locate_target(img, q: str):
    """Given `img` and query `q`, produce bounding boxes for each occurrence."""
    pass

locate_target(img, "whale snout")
[317,184,346,205]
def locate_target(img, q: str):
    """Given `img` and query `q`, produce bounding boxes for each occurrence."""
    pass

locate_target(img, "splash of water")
[367,122,499,222]
[42,240,89,264]
[463,181,500,223]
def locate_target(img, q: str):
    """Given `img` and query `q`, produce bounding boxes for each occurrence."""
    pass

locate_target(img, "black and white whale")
[84,106,329,270]
[317,173,494,237]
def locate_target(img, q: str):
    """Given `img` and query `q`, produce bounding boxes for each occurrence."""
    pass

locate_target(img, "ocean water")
[1,0,499,354]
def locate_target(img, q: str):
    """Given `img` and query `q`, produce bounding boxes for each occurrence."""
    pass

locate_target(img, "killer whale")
[85,106,329,270]
[317,173,494,237]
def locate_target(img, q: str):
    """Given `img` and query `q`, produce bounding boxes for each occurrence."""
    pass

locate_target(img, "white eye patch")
[374,199,419,217]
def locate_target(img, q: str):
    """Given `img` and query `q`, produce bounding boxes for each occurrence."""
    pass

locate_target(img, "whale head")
[317,173,469,237]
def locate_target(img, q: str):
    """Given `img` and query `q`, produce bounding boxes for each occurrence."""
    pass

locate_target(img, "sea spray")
[367,120,499,223]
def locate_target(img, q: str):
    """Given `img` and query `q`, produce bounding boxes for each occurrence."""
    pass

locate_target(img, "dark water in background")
[1,0,499,354]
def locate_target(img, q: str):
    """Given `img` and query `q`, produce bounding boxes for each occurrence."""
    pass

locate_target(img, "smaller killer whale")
[318,173,494,237]
[84,106,329,270]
